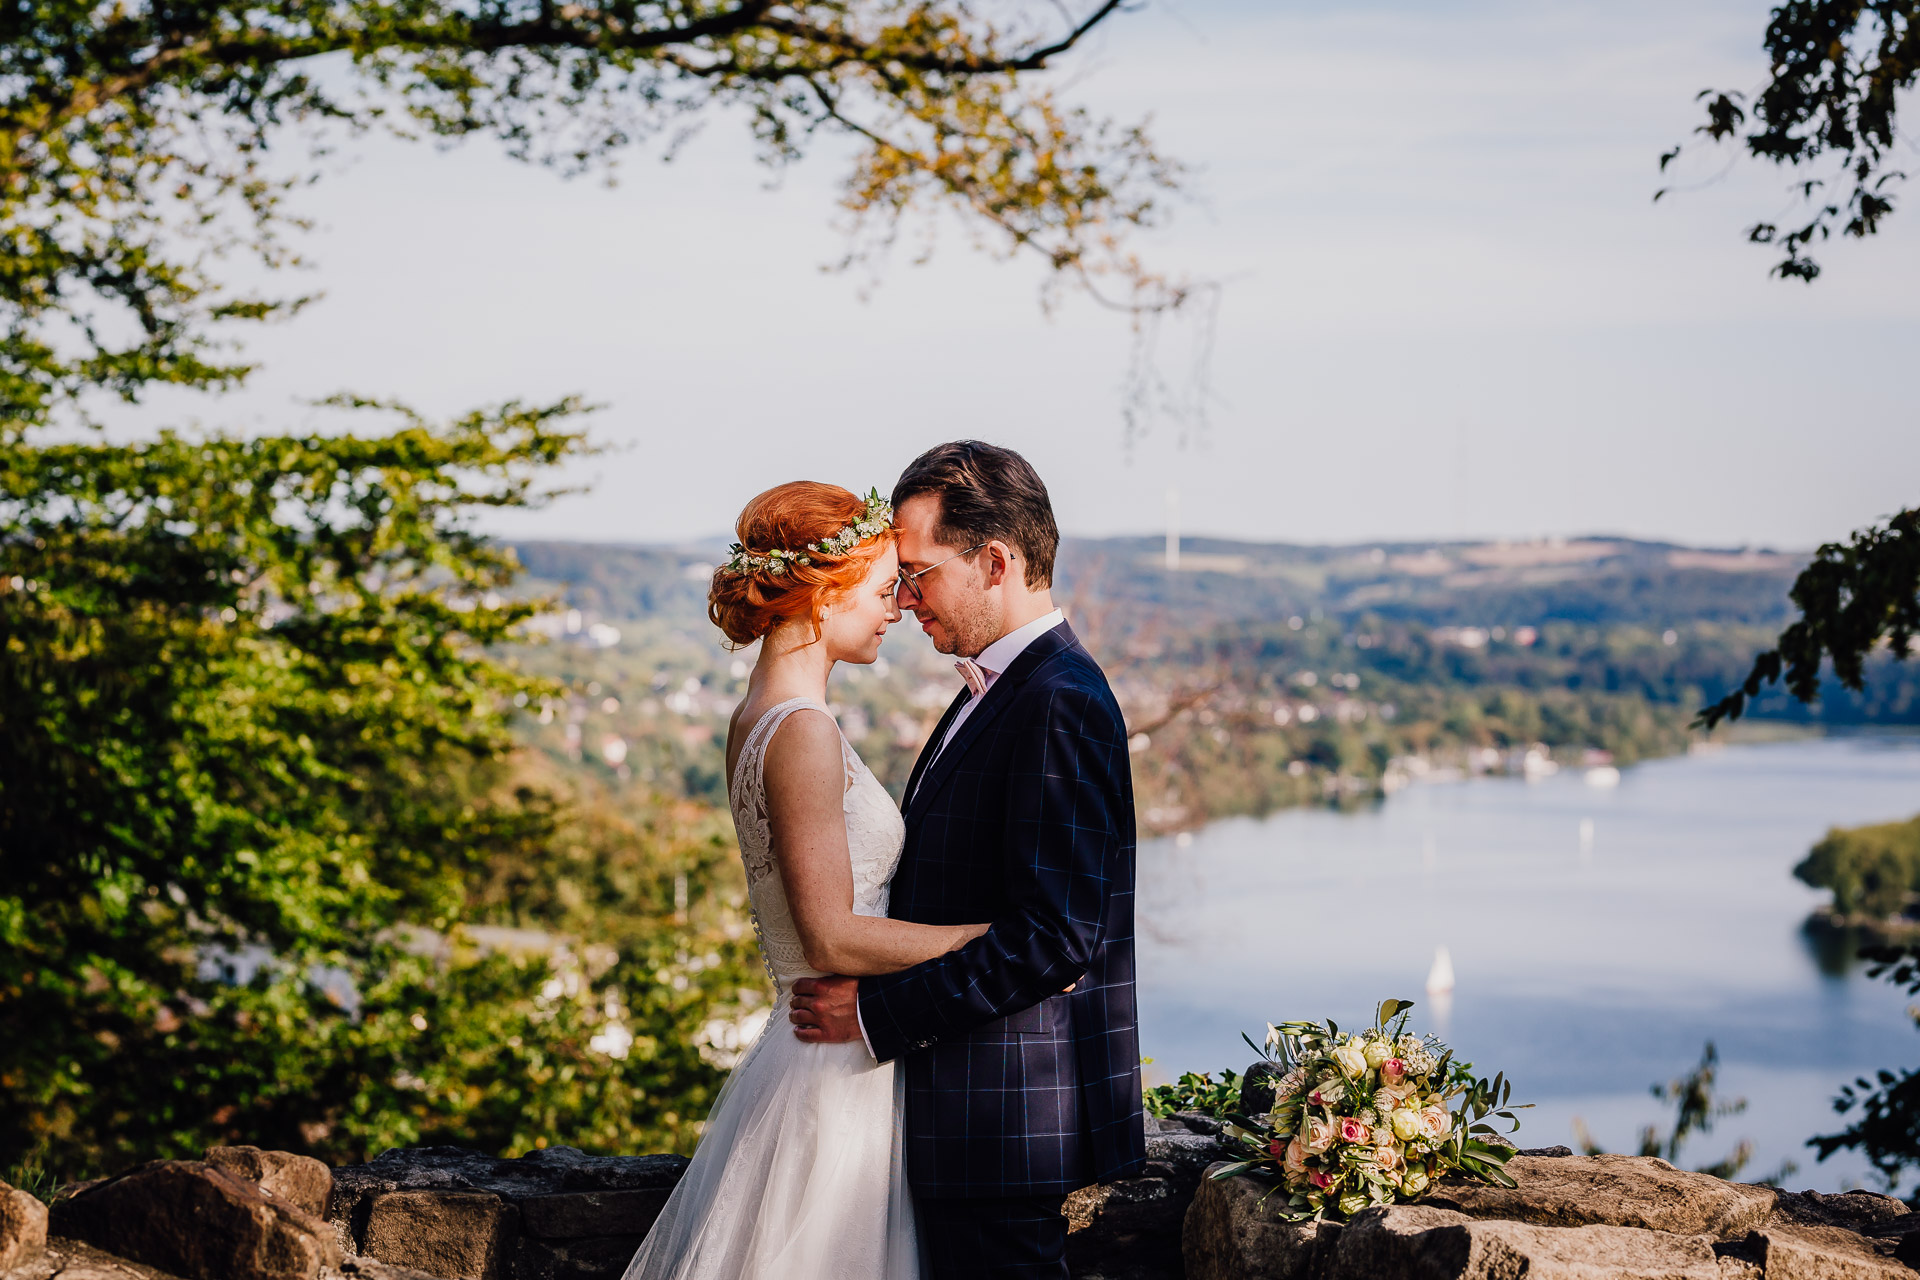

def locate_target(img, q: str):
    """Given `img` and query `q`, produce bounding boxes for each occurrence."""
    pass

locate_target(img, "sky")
[127,0,1920,551]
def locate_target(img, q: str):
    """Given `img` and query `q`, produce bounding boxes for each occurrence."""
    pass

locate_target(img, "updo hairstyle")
[708,481,896,647]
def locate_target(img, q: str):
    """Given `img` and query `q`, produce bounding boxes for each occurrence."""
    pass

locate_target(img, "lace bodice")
[729,698,906,989]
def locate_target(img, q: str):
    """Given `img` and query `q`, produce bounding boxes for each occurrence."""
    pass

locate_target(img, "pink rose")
[1337,1116,1371,1145]
[1283,1136,1308,1178]
[1305,1116,1337,1154]
[1382,1058,1408,1082]
[1420,1104,1451,1139]
[1309,1169,1334,1190]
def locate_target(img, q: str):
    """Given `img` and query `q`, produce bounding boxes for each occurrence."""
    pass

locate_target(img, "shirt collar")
[974,608,1066,677]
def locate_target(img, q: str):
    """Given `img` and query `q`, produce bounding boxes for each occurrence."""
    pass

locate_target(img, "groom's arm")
[855,681,1129,1063]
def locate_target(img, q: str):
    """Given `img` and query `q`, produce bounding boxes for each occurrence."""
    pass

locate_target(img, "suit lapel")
[905,622,1077,823]
[902,687,971,808]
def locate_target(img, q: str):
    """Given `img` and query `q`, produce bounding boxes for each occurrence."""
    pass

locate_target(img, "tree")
[1808,945,1920,1191]
[0,0,1188,1176]
[1697,510,1919,728]
[1670,11,1920,725]
[0,0,1184,433]
[1668,2,1920,282]
[0,404,760,1174]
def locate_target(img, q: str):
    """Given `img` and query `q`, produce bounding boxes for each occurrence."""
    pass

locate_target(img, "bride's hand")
[949,921,990,951]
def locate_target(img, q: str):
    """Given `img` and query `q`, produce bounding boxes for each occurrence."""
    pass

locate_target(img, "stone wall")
[1186,1149,1920,1280]
[0,1119,1217,1280]
[10,1132,1917,1280]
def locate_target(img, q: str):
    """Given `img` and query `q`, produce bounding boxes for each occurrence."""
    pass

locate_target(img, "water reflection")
[1135,734,1920,1192]
[1799,916,1877,981]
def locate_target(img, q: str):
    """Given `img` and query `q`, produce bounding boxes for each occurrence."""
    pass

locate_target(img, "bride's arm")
[763,710,987,977]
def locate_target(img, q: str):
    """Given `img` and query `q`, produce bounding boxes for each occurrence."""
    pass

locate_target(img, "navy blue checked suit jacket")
[857,621,1146,1199]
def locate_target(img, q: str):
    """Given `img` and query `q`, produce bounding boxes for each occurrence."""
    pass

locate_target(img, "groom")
[790,441,1145,1279]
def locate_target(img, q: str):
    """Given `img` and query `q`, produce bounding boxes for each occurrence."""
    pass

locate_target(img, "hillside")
[496,533,1916,837]
[511,534,1806,633]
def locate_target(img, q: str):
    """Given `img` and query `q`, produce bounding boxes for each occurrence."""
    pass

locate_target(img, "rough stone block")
[1065,1173,1186,1280]
[325,1256,450,1280]
[514,1190,670,1241]
[0,1180,49,1272]
[205,1147,335,1220]
[1183,1167,1337,1280]
[1747,1223,1914,1279]
[329,1147,686,1258]
[1328,1203,1726,1280]
[7,1236,192,1280]
[508,1233,647,1280]
[362,1191,516,1280]
[1771,1189,1912,1233]
[1419,1154,1778,1238]
[48,1161,341,1280]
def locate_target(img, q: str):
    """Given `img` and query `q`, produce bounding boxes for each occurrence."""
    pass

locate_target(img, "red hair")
[708,482,895,647]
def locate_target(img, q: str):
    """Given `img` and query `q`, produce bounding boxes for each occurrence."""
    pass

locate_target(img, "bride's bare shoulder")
[760,705,844,790]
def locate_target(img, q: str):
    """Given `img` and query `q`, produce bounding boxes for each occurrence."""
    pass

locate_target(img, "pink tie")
[954,658,988,698]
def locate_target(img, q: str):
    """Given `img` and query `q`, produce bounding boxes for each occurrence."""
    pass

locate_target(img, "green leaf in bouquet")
[1222,1121,1268,1145]
[1207,1160,1264,1181]
[1376,998,1414,1027]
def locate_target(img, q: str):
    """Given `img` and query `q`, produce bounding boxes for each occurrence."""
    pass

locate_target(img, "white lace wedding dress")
[622,697,921,1280]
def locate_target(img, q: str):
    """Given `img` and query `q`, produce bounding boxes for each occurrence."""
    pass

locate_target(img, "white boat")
[1425,946,1456,995]
[1584,765,1621,788]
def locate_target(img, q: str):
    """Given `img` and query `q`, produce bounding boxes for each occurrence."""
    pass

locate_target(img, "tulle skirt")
[622,988,920,1280]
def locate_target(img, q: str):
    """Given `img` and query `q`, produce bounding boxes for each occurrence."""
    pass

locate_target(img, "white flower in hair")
[722,489,893,578]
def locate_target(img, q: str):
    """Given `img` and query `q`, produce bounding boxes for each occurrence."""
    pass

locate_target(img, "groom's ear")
[984,541,1016,587]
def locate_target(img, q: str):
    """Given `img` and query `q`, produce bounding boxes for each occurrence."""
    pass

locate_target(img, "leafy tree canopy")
[0,404,761,1173]
[1810,944,1920,1191]
[0,0,1181,431]
[1673,1,1920,280]
[1698,509,1919,728]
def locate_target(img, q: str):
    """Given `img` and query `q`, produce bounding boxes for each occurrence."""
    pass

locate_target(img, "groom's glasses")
[896,541,988,603]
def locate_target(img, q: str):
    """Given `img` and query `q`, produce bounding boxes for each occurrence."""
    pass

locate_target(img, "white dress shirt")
[855,607,1066,1056]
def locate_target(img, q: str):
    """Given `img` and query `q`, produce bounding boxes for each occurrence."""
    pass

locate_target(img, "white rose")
[1333,1042,1368,1077]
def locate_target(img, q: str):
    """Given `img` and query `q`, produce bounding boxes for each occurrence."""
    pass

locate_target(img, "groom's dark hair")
[893,441,1059,588]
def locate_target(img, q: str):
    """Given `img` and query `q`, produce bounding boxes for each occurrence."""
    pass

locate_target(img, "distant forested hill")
[501,532,1914,839]
[1048,535,1802,630]
[511,534,1803,632]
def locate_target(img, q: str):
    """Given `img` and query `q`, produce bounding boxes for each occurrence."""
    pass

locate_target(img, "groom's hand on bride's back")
[790,975,862,1044]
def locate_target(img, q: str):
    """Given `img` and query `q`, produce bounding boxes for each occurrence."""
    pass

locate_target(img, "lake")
[1134,733,1920,1192]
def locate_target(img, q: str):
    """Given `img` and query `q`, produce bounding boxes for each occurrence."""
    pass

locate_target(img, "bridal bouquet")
[1210,999,1527,1221]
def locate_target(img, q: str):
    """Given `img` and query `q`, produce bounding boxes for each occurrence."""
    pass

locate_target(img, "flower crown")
[722,488,894,578]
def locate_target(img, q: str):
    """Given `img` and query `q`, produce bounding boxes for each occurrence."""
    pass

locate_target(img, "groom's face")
[895,493,997,657]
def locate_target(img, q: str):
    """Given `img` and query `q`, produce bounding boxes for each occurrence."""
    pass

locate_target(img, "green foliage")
[0,0,1178,431]
[1796,816,1920,920]
[1143,1068,1242,1120]
[1810,944,1920,1193]
[0,404,755,1175]
[1573,1042,1794,1185]
[1671,2,1919,280]
[1700,510,1920,730]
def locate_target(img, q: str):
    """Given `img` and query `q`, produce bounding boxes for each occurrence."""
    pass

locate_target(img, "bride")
[623,481,983,1280]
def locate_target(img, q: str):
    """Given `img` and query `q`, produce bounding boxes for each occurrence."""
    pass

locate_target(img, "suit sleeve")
[857,682,1128,1062]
